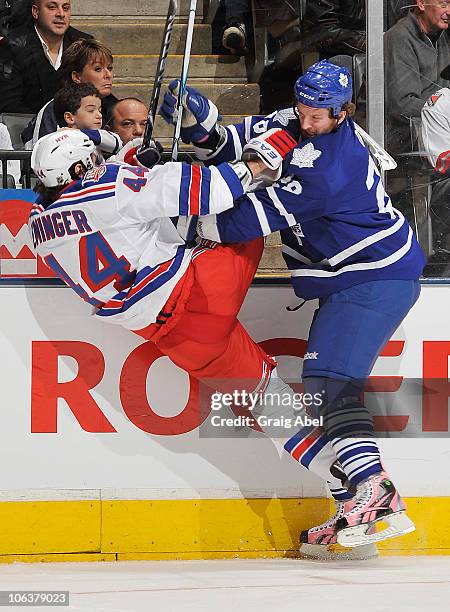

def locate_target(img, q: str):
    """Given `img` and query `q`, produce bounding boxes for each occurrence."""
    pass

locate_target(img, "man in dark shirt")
[0,0,91,114]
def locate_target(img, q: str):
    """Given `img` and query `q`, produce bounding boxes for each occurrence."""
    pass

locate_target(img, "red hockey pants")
[134,239,275,391]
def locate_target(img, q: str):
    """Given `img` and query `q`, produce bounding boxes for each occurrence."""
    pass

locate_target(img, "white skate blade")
[337,511,415,548]
[300,542,378,560]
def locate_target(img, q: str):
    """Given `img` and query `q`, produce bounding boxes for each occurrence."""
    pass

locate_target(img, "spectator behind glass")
[53,82,122,158]
[106,98,148,145]
[0,0,92,114]
[22,38,118,146]
[384,0,450,157]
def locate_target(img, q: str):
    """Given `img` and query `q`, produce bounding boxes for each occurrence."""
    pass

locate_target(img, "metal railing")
[0,149,32,189]
[0,149,198,190]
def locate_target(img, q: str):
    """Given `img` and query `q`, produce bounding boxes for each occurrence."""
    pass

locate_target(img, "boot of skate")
[300,462,378,559]
[336,470,415,548]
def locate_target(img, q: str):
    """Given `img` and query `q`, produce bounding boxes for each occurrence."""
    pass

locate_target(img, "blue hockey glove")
[159,79,222,144]
[80,129,101,146]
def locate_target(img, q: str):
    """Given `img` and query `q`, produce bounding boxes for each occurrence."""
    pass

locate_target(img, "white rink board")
[0,283,449,499]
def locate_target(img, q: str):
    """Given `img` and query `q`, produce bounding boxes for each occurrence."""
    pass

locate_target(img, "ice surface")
[0,557,449,611]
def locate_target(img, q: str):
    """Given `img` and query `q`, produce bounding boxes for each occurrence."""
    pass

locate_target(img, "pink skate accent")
[338,471,411,532]
[301,500,354,545]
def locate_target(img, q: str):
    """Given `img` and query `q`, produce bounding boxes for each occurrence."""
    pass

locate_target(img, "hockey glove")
[242,128,298,186]
[80,128,101,145]
[117,137,163,169]
[80,128,122,155]
[159,79,222,144]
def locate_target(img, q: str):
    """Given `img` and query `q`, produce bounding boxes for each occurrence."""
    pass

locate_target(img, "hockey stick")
[171,0,198,161]
[169,0,198,243]
[354,123,397,172]
[141,0,177,150]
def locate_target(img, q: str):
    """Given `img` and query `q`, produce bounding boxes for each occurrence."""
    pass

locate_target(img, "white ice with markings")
[0,557,449,611]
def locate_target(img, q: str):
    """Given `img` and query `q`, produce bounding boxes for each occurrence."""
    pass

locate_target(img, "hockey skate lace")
[346,480,374,516]
[310,502,345,532]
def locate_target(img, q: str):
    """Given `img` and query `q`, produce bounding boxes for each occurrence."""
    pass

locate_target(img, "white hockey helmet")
[31,130,97,188]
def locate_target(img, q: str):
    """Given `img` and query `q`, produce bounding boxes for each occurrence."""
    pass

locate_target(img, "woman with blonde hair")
[22,38,118,147]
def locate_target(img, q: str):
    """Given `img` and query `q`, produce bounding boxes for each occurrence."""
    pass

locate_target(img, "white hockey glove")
[116,137,163,169]
[242,128,298,188]
[159,79,222,144]
[197,215,221,242]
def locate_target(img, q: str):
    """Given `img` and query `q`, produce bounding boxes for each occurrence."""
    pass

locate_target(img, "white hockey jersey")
[421,88,450,174]
[29,160,246,331]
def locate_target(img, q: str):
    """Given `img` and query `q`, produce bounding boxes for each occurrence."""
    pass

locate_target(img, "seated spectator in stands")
[0,0,92,114]
[384,0,450,157]
[22,38,118,146]
[106,98,148,145]
[0,122,21,186]
[420,83,450,274]
[53,82,121,157]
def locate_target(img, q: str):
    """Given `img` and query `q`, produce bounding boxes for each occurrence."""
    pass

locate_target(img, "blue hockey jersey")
[197,109,426,300]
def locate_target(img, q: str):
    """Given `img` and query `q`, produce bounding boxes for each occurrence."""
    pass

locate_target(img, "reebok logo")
[304,351,318,360]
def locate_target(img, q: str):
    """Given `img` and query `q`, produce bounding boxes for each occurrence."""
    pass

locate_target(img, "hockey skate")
[300,499,378,560]
[336,471,415,548]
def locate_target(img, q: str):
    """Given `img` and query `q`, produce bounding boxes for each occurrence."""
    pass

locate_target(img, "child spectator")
[53,82,121,158]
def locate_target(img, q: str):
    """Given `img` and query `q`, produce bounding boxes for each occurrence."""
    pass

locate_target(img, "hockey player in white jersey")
[29,127,300,426]
[159,60,425,555]
[420,86,450,274]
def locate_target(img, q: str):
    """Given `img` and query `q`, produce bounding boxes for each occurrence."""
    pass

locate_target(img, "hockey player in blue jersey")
[159,60,425,554]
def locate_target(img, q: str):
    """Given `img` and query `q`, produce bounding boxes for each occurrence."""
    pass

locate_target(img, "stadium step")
[72,0,204,19]
[112,82,260,115]
[70,20,213,55]
[112,55,247,81]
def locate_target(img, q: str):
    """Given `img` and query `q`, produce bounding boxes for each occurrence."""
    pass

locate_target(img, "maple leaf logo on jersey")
[291,143,322,169]
[274,108,297,126]
[339,73,349,88]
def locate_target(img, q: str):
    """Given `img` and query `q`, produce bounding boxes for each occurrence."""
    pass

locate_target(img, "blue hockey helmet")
[294,60,353,118]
